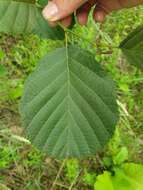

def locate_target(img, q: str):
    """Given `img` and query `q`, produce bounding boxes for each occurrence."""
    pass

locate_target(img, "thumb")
[42,0,87,22]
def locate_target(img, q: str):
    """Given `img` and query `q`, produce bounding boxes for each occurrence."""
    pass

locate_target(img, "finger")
[48,20,57,27]
[42,0,87,22]
[60,16,72,27]
[117,0,143,8]
[46,15,73,28]
[76,0,96,25]
[93,5,108,22]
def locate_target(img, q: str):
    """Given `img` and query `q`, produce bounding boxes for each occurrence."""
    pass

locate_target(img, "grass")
[0,6,143,190]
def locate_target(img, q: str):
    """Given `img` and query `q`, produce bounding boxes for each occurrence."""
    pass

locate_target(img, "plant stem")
[50,160,66,190]
[58,22,118,50]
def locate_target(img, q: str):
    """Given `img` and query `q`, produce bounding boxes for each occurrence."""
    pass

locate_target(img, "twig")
[68,169,82,190]
[50,159,66,190]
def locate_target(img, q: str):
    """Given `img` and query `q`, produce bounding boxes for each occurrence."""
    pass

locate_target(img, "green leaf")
[14,0,35,3]
[123,163,143,190]
[82,171,96,186]
[120,26,143,69]
[94,163,143,190]
[36,0,48,7]
[94,171,114,190]
[113,147,128,165]
[20,45,119,159]
[65,159,79,182]
[0,65,7,76]
[0,0,64,40]
[0,49,5,60]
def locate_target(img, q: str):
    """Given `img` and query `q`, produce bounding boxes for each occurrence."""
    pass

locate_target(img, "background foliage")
[0,4,143,190]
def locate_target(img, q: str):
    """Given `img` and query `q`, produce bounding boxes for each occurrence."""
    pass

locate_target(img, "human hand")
[42,0,143,27]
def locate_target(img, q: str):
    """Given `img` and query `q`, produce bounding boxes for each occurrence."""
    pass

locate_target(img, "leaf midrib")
[65,44,70,156]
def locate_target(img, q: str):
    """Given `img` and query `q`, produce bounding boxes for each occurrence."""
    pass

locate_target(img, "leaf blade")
[20,46,119,159]
[0,0,64,40]
[94,163,143,190]
[120,25,143,70]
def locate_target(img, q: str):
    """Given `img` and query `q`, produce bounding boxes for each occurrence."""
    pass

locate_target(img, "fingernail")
[95,12,105,22]
[42,2,59,21]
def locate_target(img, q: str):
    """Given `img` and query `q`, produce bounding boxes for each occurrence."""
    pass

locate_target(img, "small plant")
[0,143,19,168]
[82,171,96,187]
[23,149,43,168]
[0,0,143,160]
[65,159,79,183]
[94,163,143,190]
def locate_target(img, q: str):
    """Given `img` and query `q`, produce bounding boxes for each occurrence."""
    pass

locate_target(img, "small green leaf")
[113,147,128,165]
[0,65,7,76]
[65,159,79,182]
[94,163,143,190]
[82,171,96,186]
[0,49,5,60]
[102,156,113,167]
[9,85,23,100]
[0,0,64,40]
[20,45,119,159]
[94,171,114,190]
[36,0,48,7]
[120,26,143,69]
[123,163,143,189]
